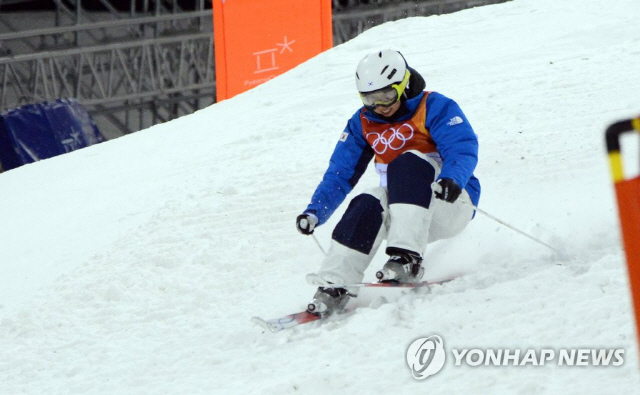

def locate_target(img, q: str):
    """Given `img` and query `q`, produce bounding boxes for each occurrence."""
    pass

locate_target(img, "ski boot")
[375,248,424,283]
[307,286,351,317]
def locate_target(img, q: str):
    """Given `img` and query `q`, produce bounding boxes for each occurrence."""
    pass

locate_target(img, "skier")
[296,49,481,316]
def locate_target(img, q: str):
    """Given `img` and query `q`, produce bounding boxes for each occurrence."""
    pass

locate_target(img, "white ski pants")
[315,150,474,289]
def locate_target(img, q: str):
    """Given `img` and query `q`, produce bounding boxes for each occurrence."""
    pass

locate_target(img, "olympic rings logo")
[366,123,415,155]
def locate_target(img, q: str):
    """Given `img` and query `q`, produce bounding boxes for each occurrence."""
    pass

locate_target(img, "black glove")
[434,178,462,203]
[296,213,318,235]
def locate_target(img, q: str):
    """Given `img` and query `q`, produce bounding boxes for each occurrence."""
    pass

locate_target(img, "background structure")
[0,0,509,139]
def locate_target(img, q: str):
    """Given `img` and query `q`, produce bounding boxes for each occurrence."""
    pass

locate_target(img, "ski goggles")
[359,70,411,108]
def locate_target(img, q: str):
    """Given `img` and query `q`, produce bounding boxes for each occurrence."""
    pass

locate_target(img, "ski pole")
[311,233,328,256]
[461,200,561,254]
[431,182,561,254]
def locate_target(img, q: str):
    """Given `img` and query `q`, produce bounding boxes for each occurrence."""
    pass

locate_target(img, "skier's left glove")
[296,213,318,235]
[433,178,462,203]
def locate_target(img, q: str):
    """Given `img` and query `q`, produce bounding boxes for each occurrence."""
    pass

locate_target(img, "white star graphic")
[276,36,296,54]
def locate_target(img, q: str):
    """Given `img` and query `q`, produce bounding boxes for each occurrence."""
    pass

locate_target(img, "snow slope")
[1,0,640,393]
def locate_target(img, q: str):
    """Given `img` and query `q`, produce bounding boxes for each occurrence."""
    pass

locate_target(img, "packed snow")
[1,0,640,393]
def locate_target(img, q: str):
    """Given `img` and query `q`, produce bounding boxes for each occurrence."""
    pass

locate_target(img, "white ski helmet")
[355,49,411,107]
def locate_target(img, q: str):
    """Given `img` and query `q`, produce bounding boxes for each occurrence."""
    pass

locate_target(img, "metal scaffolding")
[332,0,510,45]
[0,0,508,138]
[0,0,214,138]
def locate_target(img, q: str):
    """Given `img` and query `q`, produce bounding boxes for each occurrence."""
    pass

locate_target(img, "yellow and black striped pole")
[607,117,640,182]
[606,115,640,356]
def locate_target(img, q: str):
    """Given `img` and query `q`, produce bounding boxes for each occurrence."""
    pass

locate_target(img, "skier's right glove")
[296,213,318,235]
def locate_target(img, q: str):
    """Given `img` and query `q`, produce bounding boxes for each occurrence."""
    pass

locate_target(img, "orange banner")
[213,0,332,101]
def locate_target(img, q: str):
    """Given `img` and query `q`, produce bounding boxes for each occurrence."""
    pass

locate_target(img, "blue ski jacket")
[305,91,481,226]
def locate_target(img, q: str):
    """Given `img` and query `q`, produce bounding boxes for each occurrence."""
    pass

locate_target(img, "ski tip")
[250,316,278,333]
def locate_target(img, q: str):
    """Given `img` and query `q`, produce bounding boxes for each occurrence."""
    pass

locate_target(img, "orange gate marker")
[213,0,332,101]
[606,115,640,351]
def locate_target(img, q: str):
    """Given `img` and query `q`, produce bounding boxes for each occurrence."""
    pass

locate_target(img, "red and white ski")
[305,273,460,288]
[251,273,461,333]
[251,311,323,333]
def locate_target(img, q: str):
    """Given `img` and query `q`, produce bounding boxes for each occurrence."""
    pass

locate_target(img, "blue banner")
[0,99,104,170]
[0,118,21,171]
